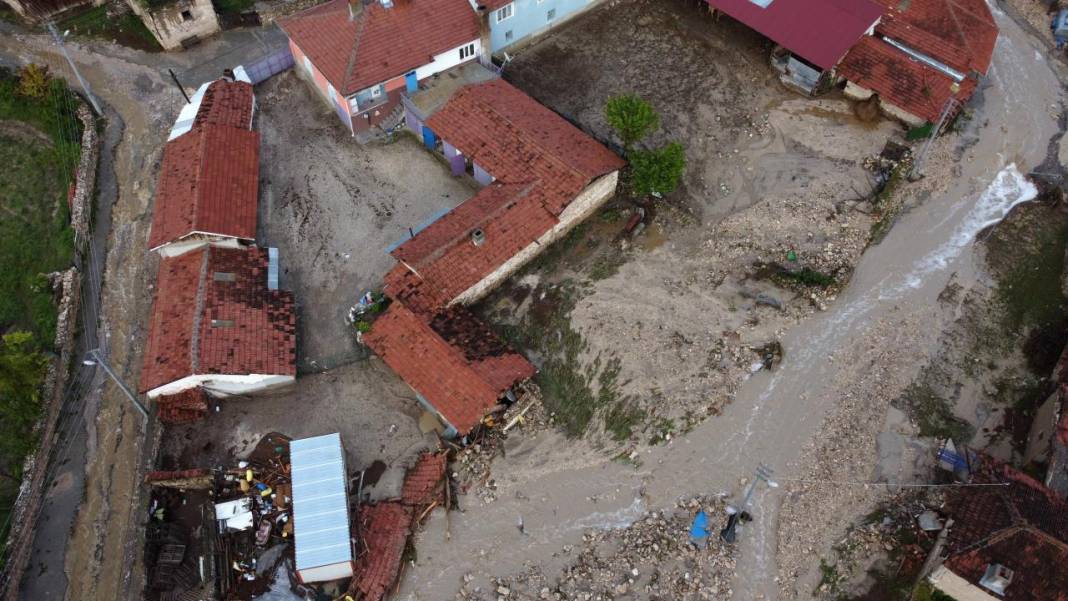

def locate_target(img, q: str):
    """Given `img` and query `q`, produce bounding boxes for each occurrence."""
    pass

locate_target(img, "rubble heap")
[455,496,736,600]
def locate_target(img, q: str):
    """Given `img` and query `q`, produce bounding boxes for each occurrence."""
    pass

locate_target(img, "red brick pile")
[400,451,447,508]
[155,388,210,424]
[348,502,413,601]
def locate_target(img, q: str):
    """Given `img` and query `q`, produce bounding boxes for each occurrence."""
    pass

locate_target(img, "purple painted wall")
[444,141,464,176]
[473,162,493,186]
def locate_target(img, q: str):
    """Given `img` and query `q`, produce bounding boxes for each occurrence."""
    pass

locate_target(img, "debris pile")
[454,496,736,600]
[156,387,211,424]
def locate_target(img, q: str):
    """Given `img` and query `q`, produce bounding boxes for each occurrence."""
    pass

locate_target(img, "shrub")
[630,142,686,197]
[605,94,659,152]
[15,64,50,100]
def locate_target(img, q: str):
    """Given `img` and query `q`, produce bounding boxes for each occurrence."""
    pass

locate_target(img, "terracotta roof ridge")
[189,249,210,373]
[343,4,372,95]
[409,181,543,270]
[943,2,978,75]
[467,84,590,187]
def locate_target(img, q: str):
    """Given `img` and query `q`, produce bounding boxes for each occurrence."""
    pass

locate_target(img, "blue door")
[405,71,418,93]
[421,126,437,150]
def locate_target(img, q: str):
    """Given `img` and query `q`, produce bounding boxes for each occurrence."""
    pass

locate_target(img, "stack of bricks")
[156,388,209,424]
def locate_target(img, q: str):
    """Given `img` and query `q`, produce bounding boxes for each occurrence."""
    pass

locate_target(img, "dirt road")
[397,5,1065,599]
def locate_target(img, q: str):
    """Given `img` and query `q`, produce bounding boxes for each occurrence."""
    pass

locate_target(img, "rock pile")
[454,496,736,600]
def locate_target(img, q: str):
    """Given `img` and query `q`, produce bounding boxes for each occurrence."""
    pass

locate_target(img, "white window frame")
[495,3,513,22]
[459,43,476,60]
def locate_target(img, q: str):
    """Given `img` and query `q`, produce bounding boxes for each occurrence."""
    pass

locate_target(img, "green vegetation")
[996,219,1068,334]
[605,94,659,153]
[630,142,686,197]
[869,162,909,244]
[776,266,836,288]
[603,95,686,200]
[0,332,50,559]
[213,0,255,16]
[57,6,160,52]
[896,382,974,442]
[0,66,82,559]
[498,282,636,438]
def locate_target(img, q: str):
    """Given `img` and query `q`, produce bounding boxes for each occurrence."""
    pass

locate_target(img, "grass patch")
[57,6,161,52]
[895,382,974,442]
[775,267,836,288]
[996,219,1068,335]
[0,69,78,344]
[588,252,626,281]
[497,281,634,438]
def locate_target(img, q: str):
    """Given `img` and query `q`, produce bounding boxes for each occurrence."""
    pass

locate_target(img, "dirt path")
[396,5,1065,600]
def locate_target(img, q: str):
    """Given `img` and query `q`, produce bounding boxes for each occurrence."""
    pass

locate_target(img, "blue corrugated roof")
[291,433,352,571]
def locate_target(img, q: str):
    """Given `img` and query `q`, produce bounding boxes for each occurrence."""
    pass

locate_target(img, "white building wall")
[451,171,618,306]
[928,567,1000,601]
[146,373,295,399]
[414,39,482,82]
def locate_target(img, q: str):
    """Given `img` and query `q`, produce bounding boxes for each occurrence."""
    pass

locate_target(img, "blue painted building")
[483,0,600,53]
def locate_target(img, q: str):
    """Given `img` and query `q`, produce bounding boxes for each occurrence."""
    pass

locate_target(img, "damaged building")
[125,0,221,51]
[363,73,623,438]
[706,0,998,126]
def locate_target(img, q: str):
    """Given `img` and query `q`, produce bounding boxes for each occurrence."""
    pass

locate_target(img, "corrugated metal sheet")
[291,433,352,571]
[707,0,885,70]
[267,247,279,291]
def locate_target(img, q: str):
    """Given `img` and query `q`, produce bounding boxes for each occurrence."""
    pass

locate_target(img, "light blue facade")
[488,0,597,53]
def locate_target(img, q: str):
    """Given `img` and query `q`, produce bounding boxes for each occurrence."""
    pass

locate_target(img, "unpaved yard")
[257,72,479,367]
[483,0,904,446]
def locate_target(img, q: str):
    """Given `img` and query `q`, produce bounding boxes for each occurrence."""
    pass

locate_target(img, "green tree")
[630,142,686,197]
[605,94,659,152]
[0,331,47,483]
[15,64,50,100]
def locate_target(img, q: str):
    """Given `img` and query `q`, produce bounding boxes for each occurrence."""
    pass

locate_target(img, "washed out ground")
[482,0,900,448]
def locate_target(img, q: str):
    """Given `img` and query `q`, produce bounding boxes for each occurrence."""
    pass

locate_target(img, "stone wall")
[257,0,325,24]
[127,0,220,51]
[0,103,97,601]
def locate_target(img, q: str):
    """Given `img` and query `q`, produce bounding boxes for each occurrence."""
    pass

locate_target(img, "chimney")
[222,68,235,82]
[471,229,486,246]
[476,5,491,67]
[979,564,1014,596]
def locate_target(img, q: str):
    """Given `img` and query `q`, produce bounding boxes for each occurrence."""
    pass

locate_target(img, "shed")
[290,433,354,583]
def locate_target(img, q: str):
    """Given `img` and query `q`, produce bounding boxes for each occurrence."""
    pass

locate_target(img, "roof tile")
[280,0,480,95]
[349,502,413,601]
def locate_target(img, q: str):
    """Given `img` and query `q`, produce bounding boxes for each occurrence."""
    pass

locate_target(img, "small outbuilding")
[290,433,354,584]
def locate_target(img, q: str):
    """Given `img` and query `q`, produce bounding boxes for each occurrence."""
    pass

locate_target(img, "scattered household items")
[291,433,354,583]
[216,498,254,532]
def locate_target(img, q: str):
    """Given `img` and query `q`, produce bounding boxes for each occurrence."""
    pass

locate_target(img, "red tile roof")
[387,79,622,310]
[838,36,977,124]
[349,502,413,601]
[193,79,255,131]
[838,0,997,124]
[140,246,297,393]
[147,126,260,251]
[940,456,1068,600]
[363,302,533,434]
[401,451,447,507]
[279,0,480,96]
[707,0,885,70]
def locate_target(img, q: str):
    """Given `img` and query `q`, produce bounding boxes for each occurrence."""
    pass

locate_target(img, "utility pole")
[720,463,777,543]
[84,348,149,420]
[168,68,191,104]
[909,92,960,181]
[46,22,102,115]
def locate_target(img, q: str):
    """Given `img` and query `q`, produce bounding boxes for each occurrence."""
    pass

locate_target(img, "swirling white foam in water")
[734,164,1038,448]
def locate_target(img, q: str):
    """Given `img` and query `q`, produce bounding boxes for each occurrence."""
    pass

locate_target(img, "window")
[547,8,555,20]
[459,43,476,60]
[504,30,513,41]
[495,3,513,22]
[180,9,193,20]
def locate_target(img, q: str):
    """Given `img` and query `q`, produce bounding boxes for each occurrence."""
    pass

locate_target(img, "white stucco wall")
[146,373,295,399]
[928,567,1000,601]
[451,171,618,306]
[413,39,482,82]
[128,0,220,51]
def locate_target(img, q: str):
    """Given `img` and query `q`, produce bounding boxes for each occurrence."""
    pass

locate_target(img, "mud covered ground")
[482,0,904,448]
